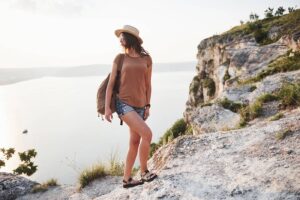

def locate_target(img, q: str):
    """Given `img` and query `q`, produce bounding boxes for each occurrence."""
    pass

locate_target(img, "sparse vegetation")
[189,75,201,95]
[31,178,58,193]
[79,163,106,189]
[108,151,124,176]
[159,118,187,146]
[277,82,300,108]
[222,8,300,45]
[237,82,300,126]
[150,118,191,157]
[78,152,125,189]
[264,7,274,18]
[249,85,257,92]
[275,129,291,140]
[238,93,278,125]
[249,12,260,22]
[257,93,279,102]
[223,69,231,84]
[288,7,297,13]
[149,143,159,158]
[275,6,285,17]
[202,78,216,97]
[217,98,243,113]
[269,112,284,121]
[238,118,248,128]
[200,102,213,108]
[240,51,300,84]
[243,100,263,120]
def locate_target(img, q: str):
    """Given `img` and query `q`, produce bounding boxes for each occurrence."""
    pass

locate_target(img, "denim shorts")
[115,97,146,120]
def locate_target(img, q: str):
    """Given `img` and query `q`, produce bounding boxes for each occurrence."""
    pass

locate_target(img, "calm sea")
[0,69,195,184]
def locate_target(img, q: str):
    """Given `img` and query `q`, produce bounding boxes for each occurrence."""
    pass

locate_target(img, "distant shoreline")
[0,62,196,86]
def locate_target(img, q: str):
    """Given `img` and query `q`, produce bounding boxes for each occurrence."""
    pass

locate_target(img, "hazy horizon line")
[0,60,197,69]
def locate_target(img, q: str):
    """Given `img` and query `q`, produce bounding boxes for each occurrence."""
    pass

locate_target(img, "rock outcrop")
[97,108,300,200]
[183,10,300,134]
[11,108,300,200]
[0,172,38,200]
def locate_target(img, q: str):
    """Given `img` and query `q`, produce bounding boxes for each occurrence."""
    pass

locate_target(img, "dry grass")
[31,178,58,193]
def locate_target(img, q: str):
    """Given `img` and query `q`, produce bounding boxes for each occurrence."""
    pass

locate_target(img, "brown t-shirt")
[113,53,152,108]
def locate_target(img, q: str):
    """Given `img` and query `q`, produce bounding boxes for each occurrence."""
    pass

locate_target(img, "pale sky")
[0,0,298,68]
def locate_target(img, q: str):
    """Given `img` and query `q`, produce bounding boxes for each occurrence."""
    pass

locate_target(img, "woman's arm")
[144,55,152,120]
[105,54,121,110]
[145,55,152,106]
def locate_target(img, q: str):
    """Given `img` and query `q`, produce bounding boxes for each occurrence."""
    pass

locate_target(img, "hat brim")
[115,29,143,44]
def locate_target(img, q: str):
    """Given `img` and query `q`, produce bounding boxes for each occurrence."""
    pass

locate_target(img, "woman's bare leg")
[120,111,153,175]
[123,128,141,181]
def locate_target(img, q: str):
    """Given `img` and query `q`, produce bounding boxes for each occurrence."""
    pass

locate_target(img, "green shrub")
[275,129,291,140]
[151,119,188,157]
[149,143,160,157]
[269,112,284,121]
[79,163,106,189]
[276,82,300,107]
[223,69,231,84]
[31,184,48,193]
[217,98,242,113]
[249,85,257,92]
[202,78,216,97]
[189,75,201,95]
[264,7,274,18]
[158,118,187,146]
[31,178,58,193]
[238,83,300,125]
[239,100,262,123]
[185,124,194,135]
[200,102,213,107]
[169,119,187,138]
[78,151,126,189]
[222,9,300,45]
[252,24,269,44]
[257,93,279,102]
[249,101,263,118]
[238,118,248,128]
[241,51,300,84]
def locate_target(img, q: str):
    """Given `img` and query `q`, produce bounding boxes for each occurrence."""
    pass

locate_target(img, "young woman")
[104,25,157,188]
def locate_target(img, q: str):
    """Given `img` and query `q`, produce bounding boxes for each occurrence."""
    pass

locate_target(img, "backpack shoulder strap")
[117,53,125,71]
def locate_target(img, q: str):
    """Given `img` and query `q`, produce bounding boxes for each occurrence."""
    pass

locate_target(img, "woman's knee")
[130,137,141,147]
[141,128,152,143]
[129,129,141,147]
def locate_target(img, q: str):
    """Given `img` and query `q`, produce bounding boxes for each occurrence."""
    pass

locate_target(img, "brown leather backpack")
[97,53,125,121]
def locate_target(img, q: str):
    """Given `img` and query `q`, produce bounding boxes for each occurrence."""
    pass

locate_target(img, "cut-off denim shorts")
[115,97,146,120]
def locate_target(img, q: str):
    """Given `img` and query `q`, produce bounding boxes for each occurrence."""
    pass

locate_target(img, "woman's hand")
[105,107,113,122]
[144,107,150,120]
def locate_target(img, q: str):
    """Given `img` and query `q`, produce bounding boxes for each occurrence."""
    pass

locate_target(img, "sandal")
[122,177,144,188]
[141,169,158,182]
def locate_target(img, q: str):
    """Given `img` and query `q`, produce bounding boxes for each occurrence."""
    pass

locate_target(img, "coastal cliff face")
[3,10,300,200]
[183,10,300,134]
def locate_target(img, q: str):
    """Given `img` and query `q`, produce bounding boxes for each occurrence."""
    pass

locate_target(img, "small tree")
[0,148,15,168]
[0,147,38,176]
[275,6,285,16]
[249,12,259,22]
[288,7,296,13]
[264,7,274,18]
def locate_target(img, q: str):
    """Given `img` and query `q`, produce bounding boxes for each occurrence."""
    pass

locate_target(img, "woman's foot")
[122,177,144,188]
[141,169,158,182]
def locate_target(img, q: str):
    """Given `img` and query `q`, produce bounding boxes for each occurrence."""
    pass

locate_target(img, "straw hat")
[114,25,143,44]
